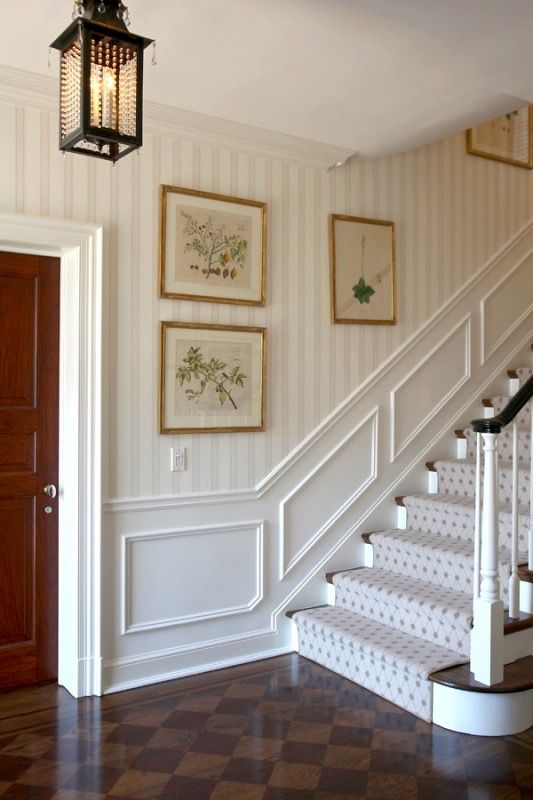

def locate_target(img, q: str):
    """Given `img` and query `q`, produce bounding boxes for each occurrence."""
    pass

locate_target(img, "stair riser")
[334,586,470,656]
[297,627,434,721]
[403,500,530,550]
[434,462,530,505]
[371,539,511,602]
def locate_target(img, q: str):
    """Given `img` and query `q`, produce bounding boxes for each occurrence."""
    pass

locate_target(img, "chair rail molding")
[0,212,102,699]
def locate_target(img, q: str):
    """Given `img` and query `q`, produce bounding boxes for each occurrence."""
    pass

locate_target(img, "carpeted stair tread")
[513,367,533,385]
[332,567,472,655]
[462,428,530,464]
[433,458,530,504]
[368,529,527,600]
[401,493,530,549]
[293,605,467,720]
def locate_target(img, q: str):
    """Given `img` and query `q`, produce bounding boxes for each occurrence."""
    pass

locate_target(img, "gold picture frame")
[159,185,266,305]
[329,213,396,325]
[160,322,266,434]
[466,106,533,169]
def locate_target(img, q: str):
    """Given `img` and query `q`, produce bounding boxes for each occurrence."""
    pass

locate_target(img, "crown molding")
[0,64,354,169]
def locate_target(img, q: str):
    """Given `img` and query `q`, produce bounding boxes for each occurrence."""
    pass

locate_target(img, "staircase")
[288,361,533,735]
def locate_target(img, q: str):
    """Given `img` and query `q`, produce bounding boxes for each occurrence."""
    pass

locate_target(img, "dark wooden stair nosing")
[518,565,533,584]
[285,604,328,620]
[426,461,437,472]
[395,496,405,507]
[429,656,533,694]
[325,567,363,585]
[504,611,533,635]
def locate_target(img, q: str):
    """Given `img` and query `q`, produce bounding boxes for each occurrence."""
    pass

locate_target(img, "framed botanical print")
[159,185,266,305]
[329,213,396,325]
[466,106,533,169]
[160,322,266,434]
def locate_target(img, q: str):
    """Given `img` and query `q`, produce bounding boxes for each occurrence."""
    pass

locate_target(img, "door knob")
[43,484,57,499]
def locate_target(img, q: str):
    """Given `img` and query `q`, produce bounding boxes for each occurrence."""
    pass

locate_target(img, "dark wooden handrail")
[471,375,533,433]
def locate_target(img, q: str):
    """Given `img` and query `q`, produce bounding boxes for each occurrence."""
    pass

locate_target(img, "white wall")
[0,67,531,691]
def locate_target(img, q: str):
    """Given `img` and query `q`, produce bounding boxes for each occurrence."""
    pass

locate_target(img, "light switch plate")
[170,447,186,472]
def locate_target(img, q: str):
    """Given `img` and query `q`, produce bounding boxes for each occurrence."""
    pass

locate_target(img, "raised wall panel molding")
[480,248,533,364]
[121,521,264,634]
[0,66,353,169]
[279,408,379,578]
[390,315,472,462]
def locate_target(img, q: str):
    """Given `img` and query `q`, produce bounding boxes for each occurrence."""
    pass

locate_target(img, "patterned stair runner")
[291,360,532,721]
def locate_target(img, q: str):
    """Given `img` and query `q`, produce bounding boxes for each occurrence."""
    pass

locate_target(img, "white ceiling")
[4,0,533,157]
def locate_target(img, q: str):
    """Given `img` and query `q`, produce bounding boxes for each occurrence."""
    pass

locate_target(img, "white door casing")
[0,212,102,697]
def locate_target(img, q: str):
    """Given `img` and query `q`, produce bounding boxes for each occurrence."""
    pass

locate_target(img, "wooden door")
[0,252,60,690]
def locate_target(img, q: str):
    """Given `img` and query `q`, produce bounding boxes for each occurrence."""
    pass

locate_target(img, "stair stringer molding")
[102,219,533,693]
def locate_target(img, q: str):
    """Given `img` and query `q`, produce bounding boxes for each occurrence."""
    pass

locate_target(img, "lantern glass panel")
[89,33,138,136]
[60,37,82,139]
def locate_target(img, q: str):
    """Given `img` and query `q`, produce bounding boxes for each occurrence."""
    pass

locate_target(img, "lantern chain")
[71,0,131,26]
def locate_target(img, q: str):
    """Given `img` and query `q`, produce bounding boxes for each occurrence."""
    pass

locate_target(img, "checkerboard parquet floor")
[0,654,531,799]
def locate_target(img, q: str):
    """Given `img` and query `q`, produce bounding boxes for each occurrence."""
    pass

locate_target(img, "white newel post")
[470,432,504,685]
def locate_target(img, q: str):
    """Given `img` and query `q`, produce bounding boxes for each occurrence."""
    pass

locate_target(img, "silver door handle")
[44,484,57,499]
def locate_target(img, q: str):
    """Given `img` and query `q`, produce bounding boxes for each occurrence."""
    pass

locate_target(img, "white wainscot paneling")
[390,316,471,461]
[480,250,533,363]
[122,522,263,634]
[280,409,379,578]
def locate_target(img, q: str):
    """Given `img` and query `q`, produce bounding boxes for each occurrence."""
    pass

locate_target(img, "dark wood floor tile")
[466,784,523,799]
[85,742,142,770]
[144,726,196,751]
[317,765,368,794]
[130,746,182,774]
[189,731,240,756]
[464,756,517,785]
[209,779,266,799]
[50,790,107,800]
[225,683,267,701]
[157,774,215,799]
[366,772,418,799]
[203,712,250,737]
[1,784,57,799]
[0,755,34,782]
[42,738,99,763]
[61,764,124,794]
[322,744,370,771]
[222,756,275,784]
[173,694,223,713]
[286,721,332,745]
[333,707,375,728]
[293,704,336,725]
[279,741,328,766]
[416,776,469,800]
[375,710,418,732]
[121,709,171,728]
[0,735,53,760]
[417,730,464,757]
[244,718,290,740]
[416,753,467,781]
[371,749,418,775]
[268,761,321,791]
[329,725,372,748]
[105,726,156,748]
[174,751,230,780]
[15,759,78,788]
[233,736,283,762]
[263,787,316,800]
[105,768,171,799]
[160,709,211,730]
[371,729,418,753]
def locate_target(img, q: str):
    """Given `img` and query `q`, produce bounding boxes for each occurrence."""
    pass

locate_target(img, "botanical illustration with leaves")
[176,346,247,410]
[182,212,248,281]
[352,233,390,305]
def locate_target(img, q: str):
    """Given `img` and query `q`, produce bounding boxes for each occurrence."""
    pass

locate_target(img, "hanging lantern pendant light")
[51,0,153,162]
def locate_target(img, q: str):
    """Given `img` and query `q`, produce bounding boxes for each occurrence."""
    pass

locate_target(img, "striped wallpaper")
[0,94,531,499]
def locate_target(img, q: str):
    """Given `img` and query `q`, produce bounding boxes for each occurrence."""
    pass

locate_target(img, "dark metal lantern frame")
[51,0,153,163]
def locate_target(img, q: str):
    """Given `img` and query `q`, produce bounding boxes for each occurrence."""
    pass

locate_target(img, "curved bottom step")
[433,682,533,736]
